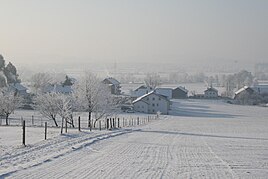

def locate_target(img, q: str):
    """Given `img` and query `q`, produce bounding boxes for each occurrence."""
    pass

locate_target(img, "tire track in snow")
[0,129,134,178]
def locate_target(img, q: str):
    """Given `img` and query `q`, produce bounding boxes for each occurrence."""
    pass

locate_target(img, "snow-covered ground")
[1,99,268,178]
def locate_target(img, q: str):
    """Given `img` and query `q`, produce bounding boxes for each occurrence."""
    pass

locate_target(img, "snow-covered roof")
[44,84,73,94]
[235,86,254,95]
[8,83,27,91]
[135,85,153,91]
[103,77,120,85]
[156,86,188,93]
[177,86,188,93]
[204,87,218,93]
[132,91,169,104]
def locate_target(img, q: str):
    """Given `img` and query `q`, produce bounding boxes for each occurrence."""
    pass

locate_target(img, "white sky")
[0,0,267,66]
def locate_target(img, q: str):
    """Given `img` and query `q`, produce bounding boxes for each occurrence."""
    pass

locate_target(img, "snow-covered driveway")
[1,99,268,178]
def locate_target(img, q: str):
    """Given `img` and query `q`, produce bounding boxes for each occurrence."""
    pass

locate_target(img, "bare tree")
[0,89,23,125]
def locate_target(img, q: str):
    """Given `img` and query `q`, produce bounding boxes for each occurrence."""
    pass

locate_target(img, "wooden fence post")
[65,119,67,133]
[118,118,120,128]
[45,122,47,140]
[32,115,34,126]
[99,120,101,131]
[78,116,81,132]
[137,117,139,125]
[112,118,115,128]
[110,118,112,129]
[22,120,25,146]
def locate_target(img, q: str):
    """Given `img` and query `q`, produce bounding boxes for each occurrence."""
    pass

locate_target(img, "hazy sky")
[0,0,267,66]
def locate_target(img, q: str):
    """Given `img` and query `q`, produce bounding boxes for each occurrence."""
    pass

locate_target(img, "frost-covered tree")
[3,62,21,84]
[0,72,7,87]
[31,73,52,94]
[74,72,115,129]
[0,55,5,70]
[0,89,23,125]
[56,94,73,133]
[144,73,161,89]
[34,92,60,127]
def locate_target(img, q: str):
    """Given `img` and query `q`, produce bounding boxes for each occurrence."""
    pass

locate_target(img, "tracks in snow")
[0,129,134,178]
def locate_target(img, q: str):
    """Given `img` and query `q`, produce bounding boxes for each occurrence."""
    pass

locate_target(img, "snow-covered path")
[1,99,268,178]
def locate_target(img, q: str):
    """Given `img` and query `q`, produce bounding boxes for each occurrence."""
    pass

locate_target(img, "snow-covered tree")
[0,89,23,125]
[34,92,60,127]
[31,73,52,94]
[74,72,115,128]
[144,73,161,89]
[0,55,5,70]
[0,72,7,87]
[56,94,73,133]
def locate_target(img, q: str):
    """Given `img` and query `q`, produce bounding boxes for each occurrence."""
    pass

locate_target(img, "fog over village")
[0,1,268,179]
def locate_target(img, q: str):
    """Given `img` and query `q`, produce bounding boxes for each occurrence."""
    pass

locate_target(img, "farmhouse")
[204,87,218,98]
[234,86,255,100]
[132,91,170,115]
[132,85,153,97]
[252,83,268,95]
[44,84,73,94]
[102,77,121,95]
[155,86,188,99]
[8,83,28,96]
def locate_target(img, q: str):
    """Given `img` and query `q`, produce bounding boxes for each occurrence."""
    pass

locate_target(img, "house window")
[157,103,159,106]
[152,103,155,107]
[147,97,149,101]
[152,109,155,112]
[152,97,155,100]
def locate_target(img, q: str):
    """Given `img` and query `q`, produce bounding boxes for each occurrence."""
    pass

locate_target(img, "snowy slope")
[1,99,268,178]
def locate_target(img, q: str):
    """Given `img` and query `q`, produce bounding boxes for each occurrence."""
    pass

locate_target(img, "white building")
[132,91,170,115]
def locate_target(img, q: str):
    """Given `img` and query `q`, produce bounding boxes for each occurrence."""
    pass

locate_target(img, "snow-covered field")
[1,99,268,178]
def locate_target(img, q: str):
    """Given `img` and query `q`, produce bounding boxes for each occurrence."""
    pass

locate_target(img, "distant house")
[234,86,255,100]
[8,83,28,96]
[132,85,153,97]
[132,91,170,115]
[44,84,73,94]
[155,86,188,99]
[204,87,218,98]
[102,77,121,95]
[252,84,268,95]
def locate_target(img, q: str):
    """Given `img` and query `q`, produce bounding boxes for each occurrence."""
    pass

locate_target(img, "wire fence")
[0,112,158,130]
